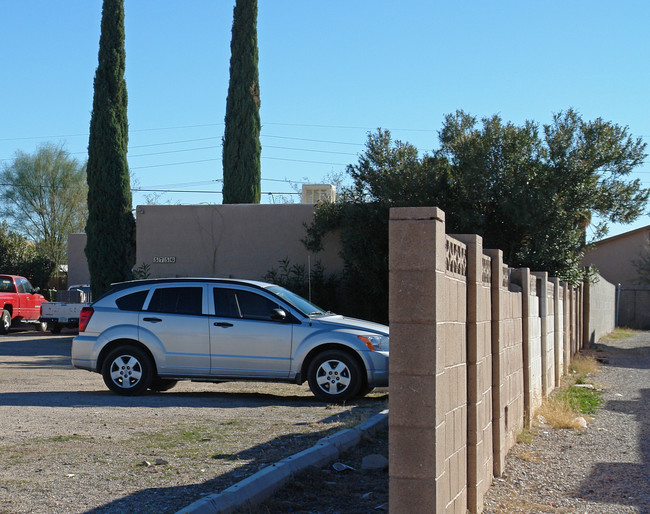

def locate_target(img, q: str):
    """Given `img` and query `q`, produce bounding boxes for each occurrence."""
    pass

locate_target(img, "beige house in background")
[582,224,650,285]
[582,224,650,329]
[68,203,343,288]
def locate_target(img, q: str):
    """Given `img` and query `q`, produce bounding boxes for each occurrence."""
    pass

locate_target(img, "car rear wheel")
[35,321,47,332]
[307,349,363,402]
[102,346,153,396]
[0,310,10,334]
[149,378,178,392]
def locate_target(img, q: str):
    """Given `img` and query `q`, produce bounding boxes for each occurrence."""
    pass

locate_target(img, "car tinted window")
[16,279,26,294]
[115,290,148,311]
[236,290,279,321]
[213,288,241,318]
[147,287,203,315]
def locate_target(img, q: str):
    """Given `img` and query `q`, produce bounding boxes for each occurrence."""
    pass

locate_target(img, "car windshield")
[266,285,327,317]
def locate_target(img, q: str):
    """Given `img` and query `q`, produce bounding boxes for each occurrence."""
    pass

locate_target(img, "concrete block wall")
[439,238,468,513]
[454,235,491,513]
[487,249,524,479]
[584,276,616,345]
[534,272,557,397]
[388,207,612,514]
[514,269,544,425]
[553,278,565,384]
[388,207,452,513]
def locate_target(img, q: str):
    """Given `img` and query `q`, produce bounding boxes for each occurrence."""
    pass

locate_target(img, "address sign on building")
[153,257,176,263]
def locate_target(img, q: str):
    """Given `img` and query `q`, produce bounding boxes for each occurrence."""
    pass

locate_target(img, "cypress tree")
[85,0,135,298]
[222,0,261,204]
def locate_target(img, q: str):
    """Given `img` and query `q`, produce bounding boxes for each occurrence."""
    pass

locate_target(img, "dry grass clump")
[569,353,600,377]
[536,396,586,429]
[534,352,603,429]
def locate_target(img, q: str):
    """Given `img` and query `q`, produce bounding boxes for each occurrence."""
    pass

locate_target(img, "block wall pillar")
[552,277,562,384]
[454,235,492,513]
[533,272,549,396]
[389,207,467,513]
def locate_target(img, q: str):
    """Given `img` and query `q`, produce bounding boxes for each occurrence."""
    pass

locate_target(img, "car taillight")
[79,307,94,332]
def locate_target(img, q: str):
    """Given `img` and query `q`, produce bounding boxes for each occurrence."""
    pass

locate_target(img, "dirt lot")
[0,329,388,513]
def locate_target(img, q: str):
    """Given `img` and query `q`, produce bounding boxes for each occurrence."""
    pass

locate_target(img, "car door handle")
[213,322,233,328]
[143,317,162,323]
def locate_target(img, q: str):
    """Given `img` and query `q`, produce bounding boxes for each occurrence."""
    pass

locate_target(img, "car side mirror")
[270,308,287,321]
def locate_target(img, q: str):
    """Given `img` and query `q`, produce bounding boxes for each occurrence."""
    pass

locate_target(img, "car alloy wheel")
[307,349,362,402]
[102,346,153,395]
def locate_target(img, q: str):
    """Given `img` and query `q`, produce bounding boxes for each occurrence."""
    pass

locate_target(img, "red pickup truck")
[0,274,48,334]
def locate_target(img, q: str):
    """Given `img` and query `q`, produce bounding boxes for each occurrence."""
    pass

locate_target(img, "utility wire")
[0,120,440,143]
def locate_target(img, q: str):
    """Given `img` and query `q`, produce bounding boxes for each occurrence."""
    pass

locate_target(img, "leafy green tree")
[306,111,648,322]
[305,131,442,322]
[0,221,36,272]
[0,222,55,288]
[85,0,135,298]
[0,144,87,268]
[436,109,647,282]
[222,0,261,204]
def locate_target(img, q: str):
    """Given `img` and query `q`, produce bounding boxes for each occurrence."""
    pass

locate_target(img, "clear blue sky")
[1,0,649,240]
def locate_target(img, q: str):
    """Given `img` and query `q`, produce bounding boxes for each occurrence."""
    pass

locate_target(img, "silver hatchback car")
[72,278,389,402]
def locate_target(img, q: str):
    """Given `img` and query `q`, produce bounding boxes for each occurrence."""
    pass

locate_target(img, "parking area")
[0,330,387,513]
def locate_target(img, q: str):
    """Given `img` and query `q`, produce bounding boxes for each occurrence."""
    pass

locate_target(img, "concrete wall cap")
[390,206,445,222]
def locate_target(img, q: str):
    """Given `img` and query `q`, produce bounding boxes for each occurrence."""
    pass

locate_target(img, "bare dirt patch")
[0,332,388,513]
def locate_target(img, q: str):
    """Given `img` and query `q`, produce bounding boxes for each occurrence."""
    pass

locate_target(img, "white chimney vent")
[301,184,336,204]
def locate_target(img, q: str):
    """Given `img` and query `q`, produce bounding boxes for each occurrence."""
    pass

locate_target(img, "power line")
[131,155,349,170]
[0,120,439,143]
[263,156,347,166]
[139,177,307,189]
[129,146,217,158]
[262,134,363,146]
[131,159,219,170]
[263,145,357,156]
[132,188,301,196]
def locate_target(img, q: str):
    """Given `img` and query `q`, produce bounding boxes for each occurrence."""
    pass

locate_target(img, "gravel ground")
[0,330,388,514]
[1,329,647,513]
[254,331,649,513]
[483,331,650,513]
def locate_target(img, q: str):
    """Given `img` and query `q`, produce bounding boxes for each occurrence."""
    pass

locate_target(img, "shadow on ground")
[82,396,388,514]
[574,339,650,512]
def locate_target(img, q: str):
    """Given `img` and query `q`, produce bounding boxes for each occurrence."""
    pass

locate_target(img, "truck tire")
[50,323,62,334]
[0,310,10,334]
[35,321,48,332]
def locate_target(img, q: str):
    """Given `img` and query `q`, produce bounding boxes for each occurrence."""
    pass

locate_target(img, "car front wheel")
[102,346,153,396]
[307,349,363,402]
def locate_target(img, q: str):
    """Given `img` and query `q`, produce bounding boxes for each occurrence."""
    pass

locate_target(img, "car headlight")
[358,335,389,351]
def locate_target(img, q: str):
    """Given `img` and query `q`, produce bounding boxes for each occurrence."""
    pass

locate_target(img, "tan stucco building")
[582,224,650,328]
[68,203,343,287]
[582,225,650,285]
